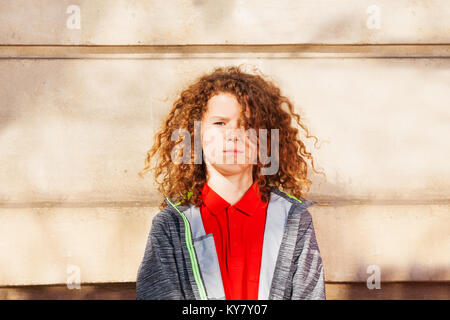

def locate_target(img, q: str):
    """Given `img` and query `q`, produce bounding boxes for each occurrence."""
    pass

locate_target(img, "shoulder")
[150,199,194,232]
[269,186,316,226]
[152,205,175,224]
[149,204,181,237]
[270,186,316,210]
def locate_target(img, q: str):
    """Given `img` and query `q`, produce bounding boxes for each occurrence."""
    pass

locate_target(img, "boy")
[137,65,325,300]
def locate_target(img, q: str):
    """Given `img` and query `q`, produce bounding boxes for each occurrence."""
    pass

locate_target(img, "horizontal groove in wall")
[0,199,449,208]
[0,44,449,59]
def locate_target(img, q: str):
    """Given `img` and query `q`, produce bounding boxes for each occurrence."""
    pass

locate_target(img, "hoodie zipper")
[165,197,208,300]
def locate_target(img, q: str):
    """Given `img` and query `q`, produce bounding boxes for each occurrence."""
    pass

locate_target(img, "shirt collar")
[201,180,265,216]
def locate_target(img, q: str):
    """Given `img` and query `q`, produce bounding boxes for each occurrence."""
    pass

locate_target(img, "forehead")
[204,92,249,118]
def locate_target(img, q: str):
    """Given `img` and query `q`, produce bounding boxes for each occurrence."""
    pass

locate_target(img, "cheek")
[202,127,224,154]
[245,135,258,155]
[248,141,258,163]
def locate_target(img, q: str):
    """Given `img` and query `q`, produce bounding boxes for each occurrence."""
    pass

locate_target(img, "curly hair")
[139,64,325,210]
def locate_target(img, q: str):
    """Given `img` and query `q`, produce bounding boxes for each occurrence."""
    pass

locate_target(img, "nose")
[226,128,243,142]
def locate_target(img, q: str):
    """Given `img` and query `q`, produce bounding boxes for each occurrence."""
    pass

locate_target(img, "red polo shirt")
[200,180,268,300]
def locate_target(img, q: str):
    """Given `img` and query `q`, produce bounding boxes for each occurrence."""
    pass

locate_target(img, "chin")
[212,163,251,175]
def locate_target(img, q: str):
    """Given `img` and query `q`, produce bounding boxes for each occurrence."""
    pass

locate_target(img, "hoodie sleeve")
[136,211,184,300]
[290,209,326,300]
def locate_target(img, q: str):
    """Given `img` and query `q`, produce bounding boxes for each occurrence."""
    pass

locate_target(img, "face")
[201,92,258,176]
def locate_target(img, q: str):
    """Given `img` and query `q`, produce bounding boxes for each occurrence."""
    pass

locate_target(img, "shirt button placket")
[226,206,232,257]
[229,207,238,256]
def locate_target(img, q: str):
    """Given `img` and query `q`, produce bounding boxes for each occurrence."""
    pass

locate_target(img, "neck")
[205,165,254,206]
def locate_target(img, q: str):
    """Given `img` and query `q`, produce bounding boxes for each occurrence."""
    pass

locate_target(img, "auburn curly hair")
[139,64,325,210]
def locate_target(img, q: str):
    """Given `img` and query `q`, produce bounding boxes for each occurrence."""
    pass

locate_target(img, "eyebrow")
[209,116,231,121]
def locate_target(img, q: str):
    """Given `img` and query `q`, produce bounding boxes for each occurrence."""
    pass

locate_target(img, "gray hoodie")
[136,186,325,300]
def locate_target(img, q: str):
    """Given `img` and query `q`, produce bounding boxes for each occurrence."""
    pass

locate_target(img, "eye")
[213,121,225,126]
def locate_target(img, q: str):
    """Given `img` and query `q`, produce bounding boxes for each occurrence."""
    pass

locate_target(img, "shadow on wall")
[2,276,449,300]
[0,282,137,300]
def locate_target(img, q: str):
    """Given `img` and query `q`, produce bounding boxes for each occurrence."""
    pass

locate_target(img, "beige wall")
[0,0,449,299]
[1,0,450,44]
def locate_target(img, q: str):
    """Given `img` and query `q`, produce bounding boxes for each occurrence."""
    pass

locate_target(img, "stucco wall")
[0,0,449,299]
